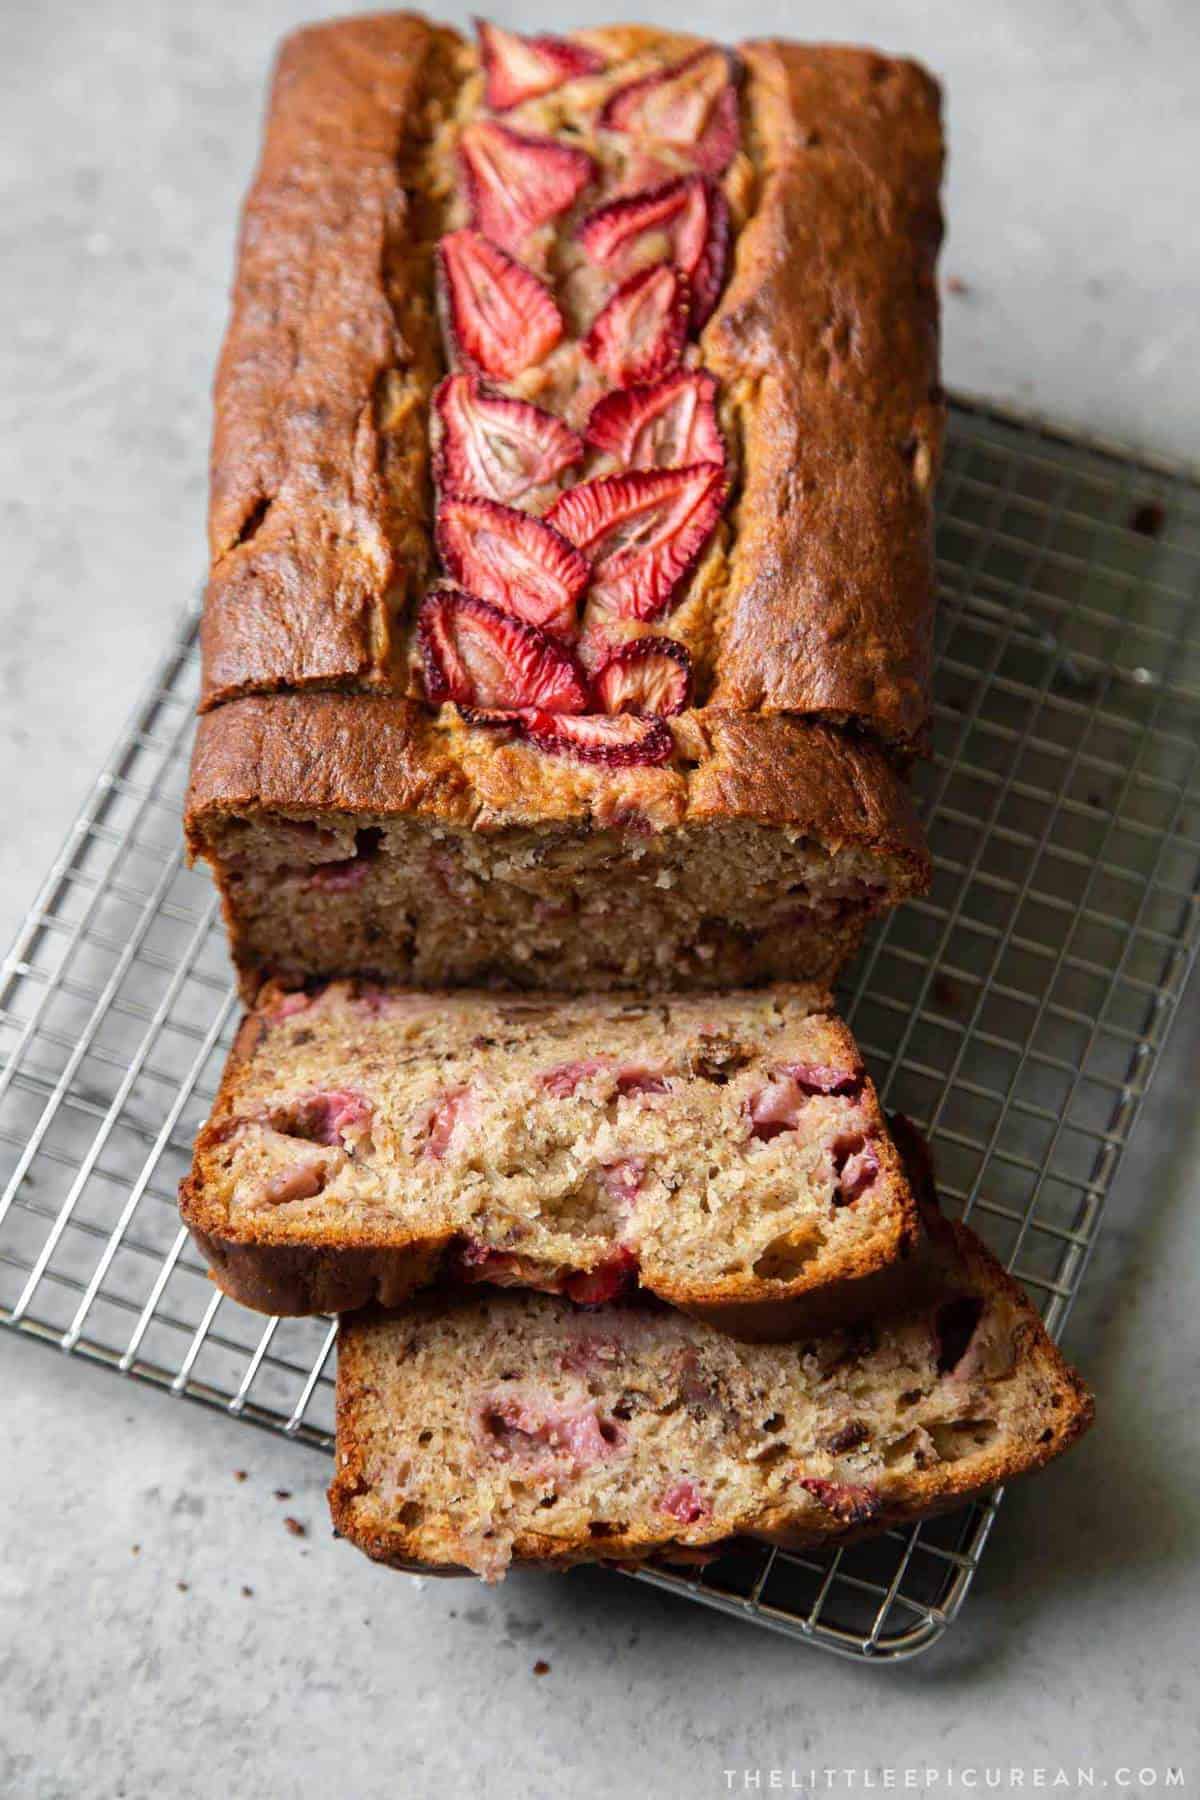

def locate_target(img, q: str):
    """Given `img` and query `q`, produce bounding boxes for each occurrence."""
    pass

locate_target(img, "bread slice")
[181,981,919,1324]
[330,1217,1093,1580]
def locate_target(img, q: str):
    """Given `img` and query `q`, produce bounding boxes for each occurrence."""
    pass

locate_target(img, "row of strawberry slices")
[437,169,728,388]
[476,22,739,180]
[417,25,741,765]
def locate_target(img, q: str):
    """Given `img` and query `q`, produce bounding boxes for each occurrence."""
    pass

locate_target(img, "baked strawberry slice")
[577,176,729,328]
[433,375,583,505]
[439,229,564,381]
[477,19,604,112]
[583,263,689,388]
[459,120,596,257]
[524,710,673,767]
[436,496,589,636]
[599,47,740,176]
[585,369,724,470]
[592,637,691,716]
[419,590,587,713]
[546,463,726,620]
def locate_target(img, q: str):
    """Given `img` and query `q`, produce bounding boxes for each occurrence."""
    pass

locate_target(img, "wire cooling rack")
[2,395,1198,1661]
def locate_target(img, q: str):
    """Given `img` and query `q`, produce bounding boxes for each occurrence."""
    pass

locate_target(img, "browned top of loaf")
[200,13,943,749]
[707,42,943,733]
[204,14,464,703]
[184,692,930,866]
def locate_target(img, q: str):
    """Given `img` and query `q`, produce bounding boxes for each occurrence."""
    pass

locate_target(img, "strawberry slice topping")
[439,229,564,381]
[578,176,729,328]
[523,710,673,767]
[585,370,724,470]
[459,121,596,256]
[593,637,691,716]
[546,463,726,620]
[600,48,740,176]
[583,263,690,388]
[433,375,583,505]
[436,496,589,636]
[419,590,587,713]
[477,20,604,112]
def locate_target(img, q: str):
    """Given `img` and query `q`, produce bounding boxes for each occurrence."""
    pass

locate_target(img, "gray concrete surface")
[2,2,1198,1795]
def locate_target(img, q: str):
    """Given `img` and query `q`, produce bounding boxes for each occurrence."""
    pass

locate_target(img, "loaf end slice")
[181,981,920,1324]
[329,1220,1092,1580]
[186,697,929,1001]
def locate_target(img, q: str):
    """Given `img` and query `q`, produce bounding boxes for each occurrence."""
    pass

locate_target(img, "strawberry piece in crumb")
[433,375,583,505]
[585,369,724,471]
[475,1391,625,1467]
[419,591,588,713]
[272,1090,373,1151]
[614,1068,669,1096]
[260,1155,329,1206]
[539,1057,611,1097]
[798,1477,880,1527]
[546,463,726,621]
[266,990,312,1021]
[747,1076,805,1141]
[564,1246,639,1305]
[600,48,740,176]
[477,19,604,112]
[596,1158,647,1208]
[455,1244,566,1296]
[583,263,690,388]
[660,1478,713,1525]
[436,496,589,636]
[775,1061,864,1097]
[304,828,382,893]
[439,229,564,381]
[523,710,673,767]
[578,176,729,328]
[832,1134,880,1204]
[459,120,596,257]
[593,637,691,716]
[421,1085,478,1159]
[307,858,368,892]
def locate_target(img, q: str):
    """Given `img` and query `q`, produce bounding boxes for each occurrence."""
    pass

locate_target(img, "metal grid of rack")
[2,396,1198,1661]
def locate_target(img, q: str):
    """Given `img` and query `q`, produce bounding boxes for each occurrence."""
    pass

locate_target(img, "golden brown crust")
[707,43,943,742]
[185,1218,444,1317]
[203,14,466,709]
[184,693,929,857]
[199,16,943,749]
[328,1221,1093,1577]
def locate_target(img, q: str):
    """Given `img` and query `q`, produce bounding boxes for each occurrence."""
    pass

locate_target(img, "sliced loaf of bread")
[181,981,918,1325]
[330,1214,1093,1580]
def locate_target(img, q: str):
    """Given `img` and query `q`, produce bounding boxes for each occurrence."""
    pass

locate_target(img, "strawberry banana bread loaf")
[187,13,942,998]
[182,981,920,1325]
[330,1220,1093,1580]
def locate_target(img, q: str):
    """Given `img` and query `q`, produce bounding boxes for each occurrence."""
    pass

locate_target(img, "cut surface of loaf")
[202,14,944,751]
[330,1221,1093,1580]
[186,698,929,1000]
[182,981,919,1320]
